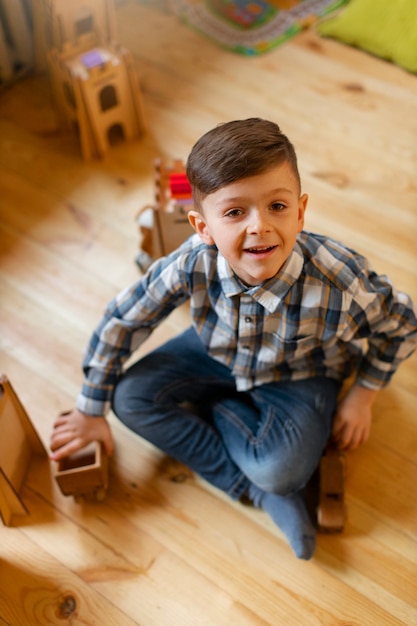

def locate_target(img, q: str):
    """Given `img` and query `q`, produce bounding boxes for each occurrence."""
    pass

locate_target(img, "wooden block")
[317,442,345,533]
[55,441,108,501]
[0,374,47,526]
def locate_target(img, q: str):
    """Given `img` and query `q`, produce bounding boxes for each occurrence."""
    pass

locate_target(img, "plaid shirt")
[77,231,417,416]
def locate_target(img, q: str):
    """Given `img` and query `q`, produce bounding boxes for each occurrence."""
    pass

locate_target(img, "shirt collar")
[218,242,304,313]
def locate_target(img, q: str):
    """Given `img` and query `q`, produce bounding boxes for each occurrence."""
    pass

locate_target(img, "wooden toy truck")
[135,158,195,271]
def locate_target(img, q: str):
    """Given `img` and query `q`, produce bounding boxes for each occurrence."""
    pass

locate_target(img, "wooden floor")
[1,2,417,624]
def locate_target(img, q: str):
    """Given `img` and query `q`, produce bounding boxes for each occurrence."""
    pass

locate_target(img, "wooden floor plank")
[0,525,139,626]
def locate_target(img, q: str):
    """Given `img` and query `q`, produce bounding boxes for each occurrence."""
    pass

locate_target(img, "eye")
[270,202,286,212]
[224,208,244,218]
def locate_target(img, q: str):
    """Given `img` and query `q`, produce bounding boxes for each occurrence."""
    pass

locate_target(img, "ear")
[297,193,308,232]
[188,210,215,245]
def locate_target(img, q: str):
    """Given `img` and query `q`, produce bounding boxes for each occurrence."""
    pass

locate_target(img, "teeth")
[248,246,272,252]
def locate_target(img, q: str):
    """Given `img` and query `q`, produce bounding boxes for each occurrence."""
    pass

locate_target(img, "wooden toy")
[55,436,108,501]
[77,45,146,157]
[47,44,146,159]
[0,374,47,526]
[136,158,195,271]
[317,442,345,533]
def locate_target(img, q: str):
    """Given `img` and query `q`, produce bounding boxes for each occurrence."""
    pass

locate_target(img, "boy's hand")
[50,409,114,461]
[332,384,377,451]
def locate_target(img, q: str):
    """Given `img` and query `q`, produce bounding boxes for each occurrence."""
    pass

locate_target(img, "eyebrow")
[268,187,294,195]
[215,187,294,206]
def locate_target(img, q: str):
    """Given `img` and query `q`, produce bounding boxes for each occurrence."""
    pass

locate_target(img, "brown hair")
[186,118,301,209]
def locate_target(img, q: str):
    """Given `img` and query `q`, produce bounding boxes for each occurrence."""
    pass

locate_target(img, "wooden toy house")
[48,44,146,159]
[0,375,47,526]
[136,159,195,271]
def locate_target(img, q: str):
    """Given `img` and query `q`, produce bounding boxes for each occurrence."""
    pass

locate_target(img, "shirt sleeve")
[76,252,190,416]
[344,264,417,390]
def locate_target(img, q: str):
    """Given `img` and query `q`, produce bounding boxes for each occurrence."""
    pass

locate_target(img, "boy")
[51,118,417,559]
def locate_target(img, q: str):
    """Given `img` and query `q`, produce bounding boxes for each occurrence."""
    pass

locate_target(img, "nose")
[247,209,272,234]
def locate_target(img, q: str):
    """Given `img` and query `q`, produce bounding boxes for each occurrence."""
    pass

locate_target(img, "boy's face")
[188,162,307,286]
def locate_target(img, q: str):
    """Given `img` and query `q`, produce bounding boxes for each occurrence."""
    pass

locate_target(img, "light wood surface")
[1,2,416,624]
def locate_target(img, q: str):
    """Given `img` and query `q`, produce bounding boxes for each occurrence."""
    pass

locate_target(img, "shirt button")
[245,316,252,323]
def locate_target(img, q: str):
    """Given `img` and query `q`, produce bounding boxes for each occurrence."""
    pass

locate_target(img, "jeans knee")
[244,455,311,495]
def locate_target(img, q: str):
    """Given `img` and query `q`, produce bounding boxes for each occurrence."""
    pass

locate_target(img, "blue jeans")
[112,327,340,501]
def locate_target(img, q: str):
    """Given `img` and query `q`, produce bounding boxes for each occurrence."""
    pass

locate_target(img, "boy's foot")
[248,484,316,560]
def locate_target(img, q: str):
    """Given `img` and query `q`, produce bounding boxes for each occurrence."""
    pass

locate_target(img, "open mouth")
[245,245,277,255]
